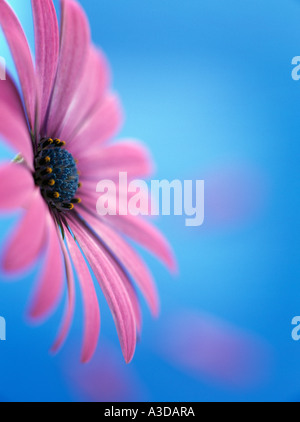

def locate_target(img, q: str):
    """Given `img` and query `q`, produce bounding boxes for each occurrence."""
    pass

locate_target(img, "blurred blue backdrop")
[0,0,300,402]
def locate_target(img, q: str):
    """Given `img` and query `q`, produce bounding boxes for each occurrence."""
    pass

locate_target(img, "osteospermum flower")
[0,0,176,363]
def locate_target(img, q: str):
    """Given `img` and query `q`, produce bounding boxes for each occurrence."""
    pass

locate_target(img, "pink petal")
[79,207,159,317]
[96,239,141,335]
[104,215,177,273]
[2,189,47,272]
[46,0,90,136]
[0,163,35,210]
[51,231,75,354]
[0,0,36,129]
[31,0,59,132]
[0,72,33,167]
[60,46,110,142]
[64,230,100,363]
[68,94,123,157]
[28,215,64,320]
[77,140,153,181]
[127,286,142,335]
[68,215,136,363]
[113,261,142,336]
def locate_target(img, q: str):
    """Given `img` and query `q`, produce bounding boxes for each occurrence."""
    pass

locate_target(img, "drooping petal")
[51,231,75,354]
[68,215,136,363]
[60,46,110,143]
[79,207,159,316]
[72,210,142,332]
[0,0,36,129]
[64,230,100,363]
[0,72,33,167]
[104,214,177,273]
[2,189,47,272]
[77,140,153,181]
[46,0,90,136]
[112,256,142,336]
[31,0,59,132]
[0,163,35,210]
[68,94,123,156]
[28,215,64,320]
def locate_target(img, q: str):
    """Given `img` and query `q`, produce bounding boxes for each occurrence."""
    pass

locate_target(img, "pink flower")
[0,0,176,363]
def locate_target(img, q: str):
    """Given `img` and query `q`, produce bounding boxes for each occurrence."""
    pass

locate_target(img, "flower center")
[34,138,81,211]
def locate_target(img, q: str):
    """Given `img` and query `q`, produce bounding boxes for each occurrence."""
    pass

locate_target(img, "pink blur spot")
[62,340,148,402]
[157,310,272,389]
[205,162,269,228]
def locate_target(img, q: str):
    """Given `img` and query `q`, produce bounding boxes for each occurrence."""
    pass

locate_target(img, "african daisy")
[0,0,176,363]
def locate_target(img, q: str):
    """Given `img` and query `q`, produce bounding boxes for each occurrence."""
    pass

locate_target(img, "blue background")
[0,0,300,402]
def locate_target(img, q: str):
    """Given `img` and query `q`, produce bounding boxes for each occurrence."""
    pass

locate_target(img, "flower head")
[0,0,176,363]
